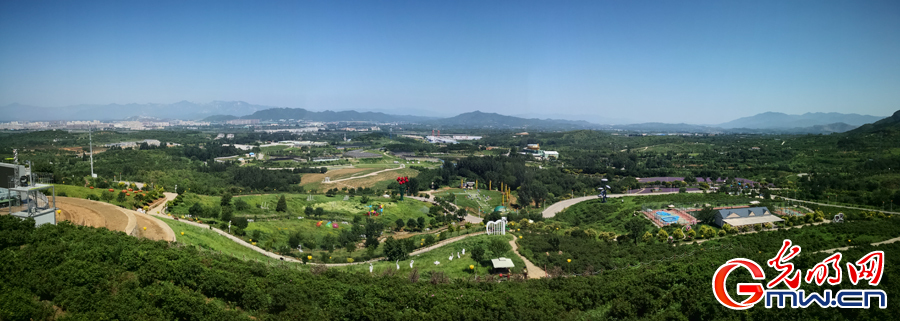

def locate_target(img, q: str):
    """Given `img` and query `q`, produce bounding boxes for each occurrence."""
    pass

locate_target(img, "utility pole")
[89,127,96,178]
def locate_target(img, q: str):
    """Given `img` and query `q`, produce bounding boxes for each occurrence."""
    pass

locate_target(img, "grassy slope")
[432,188,505,213]
[160,217,274,262]
[346,234,525,278]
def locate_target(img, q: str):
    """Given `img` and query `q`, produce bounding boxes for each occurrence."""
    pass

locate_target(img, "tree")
[233,217,249,229]
[695,206,718,224]
[406,218,418,231]
[117,191,127,202]
[641,231,653,243]
[657,229,669,241]
[364,218,382,249]
[234,198,250,211]
[428,205,443,217]
[383,237,411,261]
[288,232,302,249]
[471,246,486,263]
[220,192,232,208]
[673,228,685,240]
[189,202,203,217]
[361,196,370,204]
[487,238,511,255]
[344,242,356,254]
[276,195,287,212]
[417,217,426,229]
[100,190,114,202]
[220,206,234,222]
[321,234,337,252]
[304,206,313,217]
[395,219,405,231]
[455,208,467,221]
[625,219,645,245]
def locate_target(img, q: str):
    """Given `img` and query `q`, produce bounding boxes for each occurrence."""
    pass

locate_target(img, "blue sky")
[1,0,898,123]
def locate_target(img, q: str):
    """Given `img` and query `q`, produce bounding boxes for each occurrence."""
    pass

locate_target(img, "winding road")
[542,190,702,218]
[145,192,516,268]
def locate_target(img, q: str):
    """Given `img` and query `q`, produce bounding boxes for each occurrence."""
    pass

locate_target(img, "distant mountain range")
[425,111,596,129]
[0,101,889,134]
[233,107,434,123]
[717,112,882,129]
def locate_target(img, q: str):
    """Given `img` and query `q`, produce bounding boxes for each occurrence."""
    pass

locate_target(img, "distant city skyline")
[1,0,898,123]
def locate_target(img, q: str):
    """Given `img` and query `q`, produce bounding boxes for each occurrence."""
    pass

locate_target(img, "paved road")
[541,190,703,218]
[775,196,899,215]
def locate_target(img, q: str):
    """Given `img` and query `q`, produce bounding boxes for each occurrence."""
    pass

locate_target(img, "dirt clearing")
[301,168,369,184]
[56,197,131,232]
[133,211,175,241]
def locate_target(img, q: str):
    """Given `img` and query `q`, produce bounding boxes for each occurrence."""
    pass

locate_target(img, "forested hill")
[846,109,900,135]
[3,214,898,320]
[241,107,434,122]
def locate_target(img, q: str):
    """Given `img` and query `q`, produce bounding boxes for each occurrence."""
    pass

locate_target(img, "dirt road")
[510,238,546,279]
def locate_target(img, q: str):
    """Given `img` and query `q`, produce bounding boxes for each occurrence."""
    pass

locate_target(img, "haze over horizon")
[2,0,898,124]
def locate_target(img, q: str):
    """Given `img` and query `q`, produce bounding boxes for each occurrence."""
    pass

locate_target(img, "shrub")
[471,246,485,263]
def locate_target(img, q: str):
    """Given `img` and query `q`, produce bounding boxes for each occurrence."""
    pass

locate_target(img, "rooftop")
[491,257,515,269]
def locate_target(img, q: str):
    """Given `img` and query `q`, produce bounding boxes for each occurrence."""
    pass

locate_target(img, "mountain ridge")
[0,102,887,134]
[718,111,882,129]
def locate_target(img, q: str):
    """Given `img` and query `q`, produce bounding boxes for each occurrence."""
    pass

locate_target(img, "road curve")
[541,190,703,218]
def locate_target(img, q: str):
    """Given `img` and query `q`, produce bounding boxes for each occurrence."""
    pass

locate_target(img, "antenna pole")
[89,127,95,178]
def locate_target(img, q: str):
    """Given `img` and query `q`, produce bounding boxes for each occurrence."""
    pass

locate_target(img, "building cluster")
[261,140,328,148]
[424,135,483,144]
[338,126,381,132]
[255,127,320,134]
[226,119,260,125]
[0,119,210,130]
[713,207,783,228]
[519,144,559,160]
[104,139,164,148]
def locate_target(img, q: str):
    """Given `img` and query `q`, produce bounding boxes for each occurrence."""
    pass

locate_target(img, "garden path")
[509,238,546,279]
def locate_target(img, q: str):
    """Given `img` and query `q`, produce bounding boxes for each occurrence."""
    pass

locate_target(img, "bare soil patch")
[56,197,130,232]
[301,168,369,184]
[55,203,106,228]
[133,211,173,241]
[334,169,418,189]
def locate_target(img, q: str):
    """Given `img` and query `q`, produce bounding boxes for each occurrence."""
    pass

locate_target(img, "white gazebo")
[486,217,507,235]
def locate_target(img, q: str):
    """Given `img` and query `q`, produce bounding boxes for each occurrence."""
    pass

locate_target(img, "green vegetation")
[3,214,898,320]
[431,188,505,213]
[161,217,272,262]
[516,216,900,275]
[348,234,524,278]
